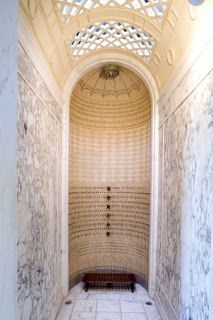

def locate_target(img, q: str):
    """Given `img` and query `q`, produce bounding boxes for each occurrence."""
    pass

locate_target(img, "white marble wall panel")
[158,39,213,127]
[156,62,213,320]
[17,44,63,320]
[156,127,163,280]
[0,1,18,319]
[178,71,213,320]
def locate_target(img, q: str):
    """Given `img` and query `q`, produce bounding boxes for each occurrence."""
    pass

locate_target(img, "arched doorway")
[61,52,159,298]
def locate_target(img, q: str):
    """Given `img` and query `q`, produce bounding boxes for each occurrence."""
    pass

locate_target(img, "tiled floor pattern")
[56,282,161,320]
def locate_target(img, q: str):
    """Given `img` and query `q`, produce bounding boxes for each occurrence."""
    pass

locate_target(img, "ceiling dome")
[75,65,147,98]
[71,65,151,130]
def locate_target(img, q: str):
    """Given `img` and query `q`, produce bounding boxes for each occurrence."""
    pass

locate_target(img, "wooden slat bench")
[83,273,136,292]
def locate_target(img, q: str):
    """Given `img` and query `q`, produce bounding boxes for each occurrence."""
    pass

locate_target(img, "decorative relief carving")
[153,53,161,65]
[56,0,169,24]
[71,68,151,131]
[167,8,178,29]
[155,74,161,88]
[166,48,174,65]
[27,0,41,19]
[106,212,111,219]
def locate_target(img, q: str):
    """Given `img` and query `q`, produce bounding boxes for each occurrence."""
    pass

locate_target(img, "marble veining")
[56,282,161,320]
[96,312,121,320]
[73,300,97,313]
[97,300,120,312]
[17,44,63,320]
[156,68,213,319]
[120,300,145,313]
[18,43,61,121]
[122,314,147,320]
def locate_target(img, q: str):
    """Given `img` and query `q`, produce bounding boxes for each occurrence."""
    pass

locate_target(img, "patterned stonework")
[69,185,150,287]
[17,44,63,320]
[69,76,151,288]
[156,69,213,319]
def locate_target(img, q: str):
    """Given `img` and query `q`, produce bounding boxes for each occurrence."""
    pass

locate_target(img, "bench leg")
[84,283,89,292]
[130,283,135,293]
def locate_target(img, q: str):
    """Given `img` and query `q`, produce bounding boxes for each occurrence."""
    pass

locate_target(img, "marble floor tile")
[56,304,73,320]
[136,292,151,301]
[56,282,161,320]
[70,312,96,320]
[96,312,122,320]
[73,293,89,300]
[120,292,149,301]
[73,300,97,313]
[98,293,121,300]
[122,313,147,320]
[87,293,101,299]
[120,300,145,313]
[97,300,120,312]
[144,303,162,320]
[66,292,89,301]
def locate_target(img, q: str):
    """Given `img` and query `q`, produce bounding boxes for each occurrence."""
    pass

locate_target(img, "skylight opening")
[56,0,169,24]
[68,21,156,59]
[84,0,94,9]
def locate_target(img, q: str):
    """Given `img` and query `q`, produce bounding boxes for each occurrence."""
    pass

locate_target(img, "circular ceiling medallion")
[166,49,174,66]
[28,0,41,19]
[100,64,120,80]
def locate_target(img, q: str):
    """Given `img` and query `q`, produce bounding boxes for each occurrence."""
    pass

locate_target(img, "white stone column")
[0,1,18,319]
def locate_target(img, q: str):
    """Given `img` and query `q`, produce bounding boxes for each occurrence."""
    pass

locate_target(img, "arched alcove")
[68,65,151,287]
[61,51,159,298]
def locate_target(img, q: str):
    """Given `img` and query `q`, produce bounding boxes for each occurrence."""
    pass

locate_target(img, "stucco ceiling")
[19,0,212,93]
[75,65,147,98]
[70,65,151,130]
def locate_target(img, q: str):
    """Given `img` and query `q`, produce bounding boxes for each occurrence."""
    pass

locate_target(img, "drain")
[65,300,72,305]
[145,301,152,306]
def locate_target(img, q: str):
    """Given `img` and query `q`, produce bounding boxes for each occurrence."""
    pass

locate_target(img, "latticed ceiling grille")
[68,21,155,59]
[56,0,169,24]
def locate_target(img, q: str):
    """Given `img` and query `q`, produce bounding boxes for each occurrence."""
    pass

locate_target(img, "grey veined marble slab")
[56,282,161,320]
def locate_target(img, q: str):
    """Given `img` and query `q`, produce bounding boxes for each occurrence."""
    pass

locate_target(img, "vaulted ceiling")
[70,65,151,130]
[19,0,212,93]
